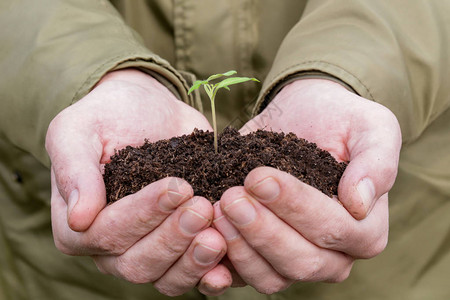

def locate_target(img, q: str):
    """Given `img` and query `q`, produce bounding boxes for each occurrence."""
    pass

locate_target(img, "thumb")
[338,124,401,220]
[47,119,106,232]
[338,149,396,220]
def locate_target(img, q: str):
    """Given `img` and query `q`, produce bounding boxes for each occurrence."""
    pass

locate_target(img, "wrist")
[95,68,177,100]
[273,78,354,106]
[97,68,155,87]
[287,77,352,91]
[256,73,355,115]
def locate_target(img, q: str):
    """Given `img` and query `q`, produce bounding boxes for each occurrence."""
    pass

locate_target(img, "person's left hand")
[207,79,401,293]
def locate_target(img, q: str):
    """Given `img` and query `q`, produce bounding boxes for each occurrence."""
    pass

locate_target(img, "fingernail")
[179,209,210,235]
[193,243,222,265]
[213,215,240,240]
[159,191,189,212]
[250,177,280,202]
[356,178,376,212]
[68,189,79,215]
[223,198,256,225]
[180,196,201,207]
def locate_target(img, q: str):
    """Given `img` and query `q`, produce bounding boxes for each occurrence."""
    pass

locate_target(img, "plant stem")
[211,98,218,153]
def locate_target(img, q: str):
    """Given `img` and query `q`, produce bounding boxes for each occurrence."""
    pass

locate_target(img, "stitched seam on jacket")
[174,0,193,71]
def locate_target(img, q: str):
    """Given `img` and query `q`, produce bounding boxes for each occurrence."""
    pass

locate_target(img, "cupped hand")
[46,69,231,296]
[211,79,401,293]
[242,79,401,219]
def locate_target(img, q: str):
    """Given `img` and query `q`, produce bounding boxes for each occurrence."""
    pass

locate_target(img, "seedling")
[188,70,259,153]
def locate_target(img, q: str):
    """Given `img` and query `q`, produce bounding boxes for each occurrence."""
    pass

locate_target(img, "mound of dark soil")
[104,128,347,204]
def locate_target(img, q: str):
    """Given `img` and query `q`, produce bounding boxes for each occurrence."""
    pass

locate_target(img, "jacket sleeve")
[255,0,450,143]
[0,0,199,167]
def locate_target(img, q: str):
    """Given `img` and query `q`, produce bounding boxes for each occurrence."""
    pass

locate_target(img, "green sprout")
[188,70,259,153]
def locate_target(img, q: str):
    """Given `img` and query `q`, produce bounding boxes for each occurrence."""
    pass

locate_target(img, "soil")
[103,128,347,204]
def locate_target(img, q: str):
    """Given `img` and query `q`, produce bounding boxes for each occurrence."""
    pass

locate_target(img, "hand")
[212,79,401,293]
[46,69,231,296]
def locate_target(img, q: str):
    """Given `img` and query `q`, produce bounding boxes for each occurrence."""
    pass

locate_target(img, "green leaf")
[216,77,259,90]
[206,70,237,82]
[188,80,207,95]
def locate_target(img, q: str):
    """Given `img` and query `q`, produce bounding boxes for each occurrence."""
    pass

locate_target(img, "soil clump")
[104,128,347,204]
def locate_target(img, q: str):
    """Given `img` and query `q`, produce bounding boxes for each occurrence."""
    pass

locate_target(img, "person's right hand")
[46,69,231,296]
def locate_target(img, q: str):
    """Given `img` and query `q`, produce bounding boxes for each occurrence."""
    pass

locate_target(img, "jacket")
[0,0,449,299]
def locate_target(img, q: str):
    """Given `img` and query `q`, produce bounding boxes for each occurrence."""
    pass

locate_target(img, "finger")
[197,263,233,296]
[239,113,264,135]
[52,177,193,256]
[154,228,227,297]
[220,186,354,284]
[213,201,293,294]
[46,113,105,232]
[93,196,212,284]
[244,167,389,258]
[217,257,247,288]
[339,104,401,219]
[176,100,214,134]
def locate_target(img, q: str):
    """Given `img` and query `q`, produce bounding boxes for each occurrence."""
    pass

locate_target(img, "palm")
[61,73,211,165]
[241,79,401,219]
[46,69,212,230]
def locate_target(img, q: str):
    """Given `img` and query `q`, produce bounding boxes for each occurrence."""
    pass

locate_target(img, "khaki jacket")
[0,0,449,299]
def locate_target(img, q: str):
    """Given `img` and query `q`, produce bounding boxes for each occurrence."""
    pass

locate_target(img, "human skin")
[209,79,402,293]
[47,70,401,296]
[46,69,231,296]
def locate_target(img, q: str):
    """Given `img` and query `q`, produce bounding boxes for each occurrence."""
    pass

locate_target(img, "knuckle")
[362,234,388,259]
[114,257,157,284]
[86,211,129,255]
[154,283,183,297]
[126,275,152,285]
[156,232,187,258]
[154,270,199,296]
[247,229,280,252]
[134,206,155,227]
[53,236,77,256]
[318,228,346,250]
[333,267,352,283]
[288,255,323,281]
[254,278,291,295]
[88,233,128,255]
[228,247,254,266]
[247,238,267,252]
[114,258,137,283]
[328,262,353,283]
